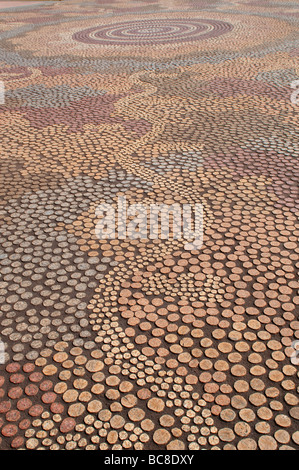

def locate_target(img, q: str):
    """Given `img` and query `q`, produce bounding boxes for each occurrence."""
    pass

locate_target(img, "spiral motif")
[73,19,233,46]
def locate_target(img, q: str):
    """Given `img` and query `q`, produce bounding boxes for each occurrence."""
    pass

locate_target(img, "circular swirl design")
[73,19,233,46]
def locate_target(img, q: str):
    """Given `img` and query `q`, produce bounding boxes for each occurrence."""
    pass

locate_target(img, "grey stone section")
[0,173,152,360]
[256,68,298,88]
[6,84,106,108]
[143,151,203,175]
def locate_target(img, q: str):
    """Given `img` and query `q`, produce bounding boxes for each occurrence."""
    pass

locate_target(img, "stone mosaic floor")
[0,0,298,451]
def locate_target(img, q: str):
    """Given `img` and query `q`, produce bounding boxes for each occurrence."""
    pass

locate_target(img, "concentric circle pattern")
[73,19,233,45]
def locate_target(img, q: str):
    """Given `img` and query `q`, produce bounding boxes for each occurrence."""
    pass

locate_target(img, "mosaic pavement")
[0,0,298,451]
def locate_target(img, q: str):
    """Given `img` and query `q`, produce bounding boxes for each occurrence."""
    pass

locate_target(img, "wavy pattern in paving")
[0,0,298,451]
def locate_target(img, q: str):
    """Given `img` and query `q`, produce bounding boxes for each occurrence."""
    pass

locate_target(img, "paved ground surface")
[0,0,298,451]
[0,1,49,10]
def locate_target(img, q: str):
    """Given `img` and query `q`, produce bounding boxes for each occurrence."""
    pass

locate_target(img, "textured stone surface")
[0,0,298,452]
